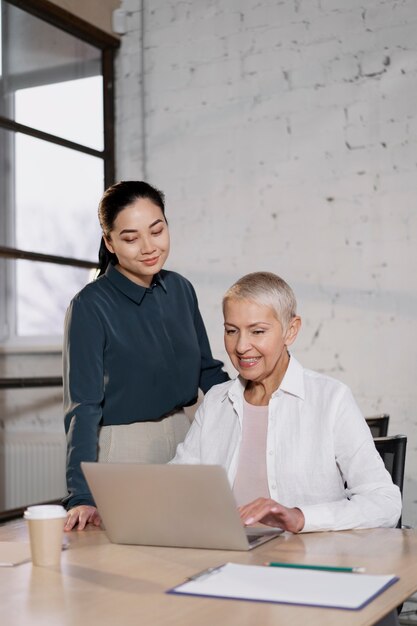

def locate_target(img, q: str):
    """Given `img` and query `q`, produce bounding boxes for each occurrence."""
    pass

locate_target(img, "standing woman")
[63,181,228,530]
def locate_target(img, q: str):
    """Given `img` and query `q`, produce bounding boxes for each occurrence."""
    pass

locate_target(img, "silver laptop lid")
[81,462,282,551]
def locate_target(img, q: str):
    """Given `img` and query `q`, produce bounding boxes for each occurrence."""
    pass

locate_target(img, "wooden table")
[0,520,416,626]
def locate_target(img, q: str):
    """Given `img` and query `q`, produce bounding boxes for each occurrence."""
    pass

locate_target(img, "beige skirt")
[97,410,190,464]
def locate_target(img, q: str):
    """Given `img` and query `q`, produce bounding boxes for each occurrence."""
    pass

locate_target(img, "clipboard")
[167,562,399,610]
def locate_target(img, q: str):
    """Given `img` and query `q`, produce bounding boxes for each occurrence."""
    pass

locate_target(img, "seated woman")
[171,272,401,533]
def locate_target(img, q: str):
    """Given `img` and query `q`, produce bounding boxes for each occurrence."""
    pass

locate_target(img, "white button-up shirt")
[172,356,401,532]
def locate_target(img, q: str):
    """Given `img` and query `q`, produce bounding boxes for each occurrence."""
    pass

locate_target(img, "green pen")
[264,562,366,573]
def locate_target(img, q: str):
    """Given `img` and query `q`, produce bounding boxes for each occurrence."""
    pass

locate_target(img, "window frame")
[0,0,119,346]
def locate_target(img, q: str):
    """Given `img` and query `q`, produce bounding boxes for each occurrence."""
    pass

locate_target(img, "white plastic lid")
[24,505,67,520]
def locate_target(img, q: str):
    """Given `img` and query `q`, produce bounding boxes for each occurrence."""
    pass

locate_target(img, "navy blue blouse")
[63,264,228,508]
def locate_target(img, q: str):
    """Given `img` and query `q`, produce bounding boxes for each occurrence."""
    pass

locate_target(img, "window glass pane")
[16,260,94,337]
[0,4,2,77]
[15,77,103,151]
[0,258,7,341]
[0,1,103,150]
[0,126,8,246]
[15,134,103,260]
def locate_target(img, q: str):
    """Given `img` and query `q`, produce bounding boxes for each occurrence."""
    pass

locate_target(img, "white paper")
[171,562,398,610]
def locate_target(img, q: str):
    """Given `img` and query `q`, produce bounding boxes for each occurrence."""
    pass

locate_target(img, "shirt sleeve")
[190,286,229,393]
[62,295,105,509]
[301,387,402,532]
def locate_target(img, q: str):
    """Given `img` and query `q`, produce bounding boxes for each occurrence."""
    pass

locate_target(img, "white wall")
[0,351,65,509]
[116,0,417,525]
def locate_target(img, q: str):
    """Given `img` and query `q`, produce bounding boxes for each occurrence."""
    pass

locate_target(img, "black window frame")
[0,0,119,273]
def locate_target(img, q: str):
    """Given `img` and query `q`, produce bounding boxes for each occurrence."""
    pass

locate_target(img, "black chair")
[365,413,390,438]
[374,435,409,620]
[373,434,407,528]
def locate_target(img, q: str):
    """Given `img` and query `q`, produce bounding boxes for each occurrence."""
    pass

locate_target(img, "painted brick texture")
[116,0,417,524]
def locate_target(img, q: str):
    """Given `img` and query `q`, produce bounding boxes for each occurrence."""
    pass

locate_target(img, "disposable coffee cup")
[24,505,67,567]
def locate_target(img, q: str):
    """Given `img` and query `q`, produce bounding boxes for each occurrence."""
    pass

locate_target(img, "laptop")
[81,462,283,551]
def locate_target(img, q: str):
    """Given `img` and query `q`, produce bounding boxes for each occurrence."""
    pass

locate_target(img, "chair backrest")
[365,413,390,438]
[373,434,407,528]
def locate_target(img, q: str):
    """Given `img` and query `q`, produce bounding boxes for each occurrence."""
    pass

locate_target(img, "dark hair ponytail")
[97,237,117,277]
[96,181,166,277]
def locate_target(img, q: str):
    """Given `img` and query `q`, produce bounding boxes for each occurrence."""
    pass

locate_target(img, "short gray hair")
[223,272,297,331]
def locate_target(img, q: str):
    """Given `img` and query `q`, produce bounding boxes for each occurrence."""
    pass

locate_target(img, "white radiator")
[0,431,67,510]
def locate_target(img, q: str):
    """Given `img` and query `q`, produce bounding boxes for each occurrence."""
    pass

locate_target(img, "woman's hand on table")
[65,505,102,531]
[238,498,305,533]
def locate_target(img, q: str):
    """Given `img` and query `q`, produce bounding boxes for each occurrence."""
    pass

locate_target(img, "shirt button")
[271,484,276,490]
[268,450,273,456]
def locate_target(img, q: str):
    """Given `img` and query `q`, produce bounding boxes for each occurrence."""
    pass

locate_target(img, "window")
[0,0,119,517]
[0,0,118,343]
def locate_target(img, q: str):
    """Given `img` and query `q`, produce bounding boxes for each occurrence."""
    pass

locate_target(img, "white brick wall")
[116,0,417,525]
[115,2,144,178]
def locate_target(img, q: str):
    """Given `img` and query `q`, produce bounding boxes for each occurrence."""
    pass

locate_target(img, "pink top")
[232,398,270,507]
